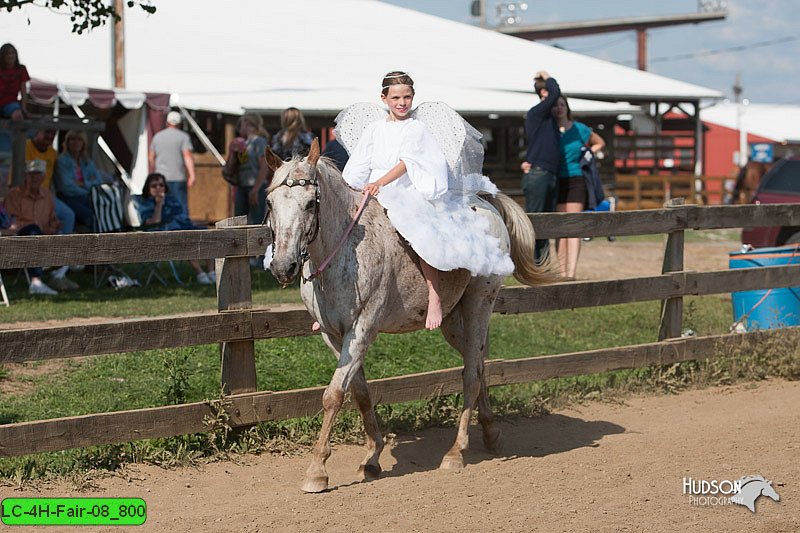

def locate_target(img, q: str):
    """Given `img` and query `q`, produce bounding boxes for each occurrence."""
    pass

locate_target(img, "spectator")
[0,43,29,120]
[553,95,606,279]
[4,159,80,294]
[321,130,349,172]
[137,172,215,285]
[54,130,101,231]
[221,113,270,225]
[521,71,561,264]
[149,110,195,215]
[26,129,76,234]
[271,107,314,160]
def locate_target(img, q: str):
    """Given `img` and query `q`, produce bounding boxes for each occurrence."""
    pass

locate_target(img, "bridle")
[268,166,371,284]
[267,172,321,280]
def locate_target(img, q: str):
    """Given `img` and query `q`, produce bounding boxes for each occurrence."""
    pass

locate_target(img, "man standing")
[149,111,195,215]
[25,129,75,234]
[4,159,79,294]
[521,70,561,263]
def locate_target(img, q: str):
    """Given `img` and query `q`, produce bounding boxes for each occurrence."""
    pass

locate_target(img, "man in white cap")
[4,159,80,294]
[148,110,195,215]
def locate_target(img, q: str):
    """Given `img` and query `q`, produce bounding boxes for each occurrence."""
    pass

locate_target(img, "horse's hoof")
[357,463,382,481]
[300,476,329,493]
[439,453,464,471]
[483,427,503,454]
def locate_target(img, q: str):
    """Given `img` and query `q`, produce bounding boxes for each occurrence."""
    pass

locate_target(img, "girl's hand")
[364,182,381,196]
[154,191,166,207]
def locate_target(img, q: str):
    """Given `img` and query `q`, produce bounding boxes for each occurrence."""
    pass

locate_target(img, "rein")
[303,189,371,283]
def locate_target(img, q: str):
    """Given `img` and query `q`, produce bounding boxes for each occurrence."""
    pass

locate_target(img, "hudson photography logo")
[682,475,781,512]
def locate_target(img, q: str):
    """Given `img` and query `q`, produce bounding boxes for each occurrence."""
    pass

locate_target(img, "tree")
[0,0,156,34]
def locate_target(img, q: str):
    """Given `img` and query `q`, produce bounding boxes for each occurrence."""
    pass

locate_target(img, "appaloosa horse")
[264,139,552,492]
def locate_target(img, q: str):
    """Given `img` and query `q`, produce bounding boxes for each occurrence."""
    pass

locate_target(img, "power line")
[619,34,800,65]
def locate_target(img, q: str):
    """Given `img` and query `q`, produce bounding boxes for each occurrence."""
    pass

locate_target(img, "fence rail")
[1,204,799,457]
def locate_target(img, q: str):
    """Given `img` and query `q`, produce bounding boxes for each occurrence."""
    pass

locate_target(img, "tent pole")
[178,106,225,166]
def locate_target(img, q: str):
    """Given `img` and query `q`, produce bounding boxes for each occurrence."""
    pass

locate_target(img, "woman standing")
[54,130,101,231]
[0,43,29,120]
[222,113,271,225]
[271,107,314,160]
[553,95,605,279]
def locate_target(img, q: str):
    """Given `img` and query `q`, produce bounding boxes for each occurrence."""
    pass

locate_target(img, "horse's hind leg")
[351,367,384,481]
[438,281,501,469]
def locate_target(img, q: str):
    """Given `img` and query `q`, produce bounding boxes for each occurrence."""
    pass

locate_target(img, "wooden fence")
[1,205,800,457]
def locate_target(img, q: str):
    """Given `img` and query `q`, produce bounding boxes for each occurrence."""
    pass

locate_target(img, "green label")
[1,498,146,526]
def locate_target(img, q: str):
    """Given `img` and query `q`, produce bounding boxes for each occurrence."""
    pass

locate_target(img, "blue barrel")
[729,245,800,331]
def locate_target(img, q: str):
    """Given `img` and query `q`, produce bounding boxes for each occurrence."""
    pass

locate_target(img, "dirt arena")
[3,237,798,531]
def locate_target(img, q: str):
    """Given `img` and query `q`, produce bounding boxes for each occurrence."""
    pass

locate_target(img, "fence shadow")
[383,413,625,479]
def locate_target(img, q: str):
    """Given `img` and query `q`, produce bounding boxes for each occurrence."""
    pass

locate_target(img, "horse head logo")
[730,475,780,513]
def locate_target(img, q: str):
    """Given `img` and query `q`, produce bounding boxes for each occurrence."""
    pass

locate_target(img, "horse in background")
[732,161,771,204]
[264,140,555,492]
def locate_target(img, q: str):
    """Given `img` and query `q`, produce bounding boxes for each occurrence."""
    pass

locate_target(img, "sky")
[380,0,799,104]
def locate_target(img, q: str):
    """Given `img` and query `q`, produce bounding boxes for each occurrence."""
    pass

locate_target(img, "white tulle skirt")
[377,183,514,277]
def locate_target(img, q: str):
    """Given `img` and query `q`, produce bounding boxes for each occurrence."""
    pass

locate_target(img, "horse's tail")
[483,192,559,286]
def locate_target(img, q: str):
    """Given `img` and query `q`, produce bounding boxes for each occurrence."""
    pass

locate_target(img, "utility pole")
[733,72,746,167]
[112,0,125,88]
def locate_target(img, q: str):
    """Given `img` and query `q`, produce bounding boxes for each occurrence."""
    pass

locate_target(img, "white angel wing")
[333,103,387,155]
[412,102,497,196]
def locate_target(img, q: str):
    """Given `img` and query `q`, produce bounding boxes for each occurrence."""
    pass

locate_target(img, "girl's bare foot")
[311,321,320,332]
[425,294,442,330]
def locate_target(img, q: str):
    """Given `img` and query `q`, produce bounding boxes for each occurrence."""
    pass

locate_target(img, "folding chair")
[126,194,184,288]
[91,182,135,288]
[0,272,9,307]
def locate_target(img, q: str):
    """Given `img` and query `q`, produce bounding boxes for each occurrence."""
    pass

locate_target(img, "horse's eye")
[305,200,316,210]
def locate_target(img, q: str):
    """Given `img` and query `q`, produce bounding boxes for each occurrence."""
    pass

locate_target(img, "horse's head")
[264,139,322,285]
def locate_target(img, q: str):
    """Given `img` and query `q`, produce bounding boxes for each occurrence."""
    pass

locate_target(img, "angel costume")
[338,102,514,277]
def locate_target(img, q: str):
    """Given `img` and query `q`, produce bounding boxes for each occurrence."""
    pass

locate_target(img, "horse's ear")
[307,138,320,168]
[264,147,283,172]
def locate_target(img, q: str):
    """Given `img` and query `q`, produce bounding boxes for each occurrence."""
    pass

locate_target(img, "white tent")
[701,103,800,144]
[1,0,722,116]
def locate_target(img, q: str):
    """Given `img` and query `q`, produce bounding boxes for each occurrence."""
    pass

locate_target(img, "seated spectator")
[0,43,29,120]
[26,129,76,234]
[4,159,80,294]
[54,130,102,231]
[137,172,215,285]
[271,107,314,160]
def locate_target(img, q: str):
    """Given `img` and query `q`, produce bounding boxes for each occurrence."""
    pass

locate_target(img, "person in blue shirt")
[553,95,606,279]
[137,173,215,285]
[53,130,102,231]
[521,71,561,264]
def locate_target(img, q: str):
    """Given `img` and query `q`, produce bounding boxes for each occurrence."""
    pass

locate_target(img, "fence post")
[215,216,257,395]
[658,198,686,340]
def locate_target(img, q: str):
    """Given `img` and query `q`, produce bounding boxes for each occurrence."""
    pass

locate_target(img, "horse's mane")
[739,475,768,486]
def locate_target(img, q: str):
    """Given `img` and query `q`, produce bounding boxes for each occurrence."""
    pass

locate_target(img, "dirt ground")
[7,235,797,532]
[2,379,796,532]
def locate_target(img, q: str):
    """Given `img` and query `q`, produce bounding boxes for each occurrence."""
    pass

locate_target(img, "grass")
[1,246,796,484]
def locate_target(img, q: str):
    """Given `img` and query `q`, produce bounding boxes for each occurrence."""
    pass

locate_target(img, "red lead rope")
[303,191,372,283]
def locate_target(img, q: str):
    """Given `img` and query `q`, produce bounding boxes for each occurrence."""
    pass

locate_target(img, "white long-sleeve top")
[342,118,449,201]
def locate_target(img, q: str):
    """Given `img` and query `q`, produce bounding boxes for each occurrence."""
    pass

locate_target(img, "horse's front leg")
[301,326,377,493]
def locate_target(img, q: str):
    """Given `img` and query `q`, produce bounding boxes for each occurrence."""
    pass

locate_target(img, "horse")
[264,139,554,493]
[730,475,781,513]
[732,161,771,204]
